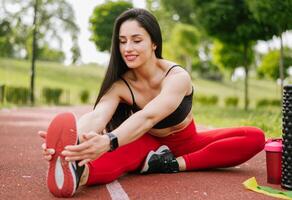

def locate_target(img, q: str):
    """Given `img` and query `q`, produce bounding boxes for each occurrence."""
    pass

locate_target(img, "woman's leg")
[181,126,265,170]
[156,121,265,171]
[85,133,161,185]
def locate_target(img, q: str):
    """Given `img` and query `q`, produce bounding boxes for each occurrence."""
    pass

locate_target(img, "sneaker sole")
[140,150,155,173]
[140,145,170,173]
[46,112,78,197]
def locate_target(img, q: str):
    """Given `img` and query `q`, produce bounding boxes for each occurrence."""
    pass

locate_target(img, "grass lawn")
[193,105,281,138]
[0,58,283,138]
[0,58,106,105]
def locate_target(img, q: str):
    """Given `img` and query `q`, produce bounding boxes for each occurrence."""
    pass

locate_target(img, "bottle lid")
[265,139,283,152]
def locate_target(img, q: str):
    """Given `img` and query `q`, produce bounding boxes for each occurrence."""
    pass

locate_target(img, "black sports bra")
[121,65,193,129]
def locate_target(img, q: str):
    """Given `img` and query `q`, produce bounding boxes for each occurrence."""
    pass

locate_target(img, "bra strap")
[120,77,137,106]
[165,65,181,77]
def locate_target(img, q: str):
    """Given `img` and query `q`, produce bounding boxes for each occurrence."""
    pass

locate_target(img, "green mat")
[243,177,292,200]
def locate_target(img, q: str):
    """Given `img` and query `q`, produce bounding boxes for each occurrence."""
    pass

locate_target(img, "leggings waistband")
[156,120,196,143]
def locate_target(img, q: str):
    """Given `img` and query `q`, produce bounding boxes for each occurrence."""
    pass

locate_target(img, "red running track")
[0,106,278,199]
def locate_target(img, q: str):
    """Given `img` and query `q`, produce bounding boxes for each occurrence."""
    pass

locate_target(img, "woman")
[39,8,265,197]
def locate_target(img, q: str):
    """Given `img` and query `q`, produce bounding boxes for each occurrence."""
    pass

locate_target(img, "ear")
[152,43,157,50]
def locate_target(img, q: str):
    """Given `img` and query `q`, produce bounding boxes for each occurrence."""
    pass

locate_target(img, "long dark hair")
[94,8,163,132]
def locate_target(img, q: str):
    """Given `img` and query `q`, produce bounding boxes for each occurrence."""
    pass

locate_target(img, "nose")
[124,41,133,52]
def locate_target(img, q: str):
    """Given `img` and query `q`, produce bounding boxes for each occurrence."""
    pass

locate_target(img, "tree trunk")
[279,33,284,103]
[30,0,39,105]
[243,44,249,111]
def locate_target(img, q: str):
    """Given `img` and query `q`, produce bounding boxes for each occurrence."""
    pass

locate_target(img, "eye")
[119,40,126,44]
[134,40,141,43]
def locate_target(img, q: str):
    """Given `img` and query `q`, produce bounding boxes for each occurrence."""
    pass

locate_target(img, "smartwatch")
[106,132,119,152]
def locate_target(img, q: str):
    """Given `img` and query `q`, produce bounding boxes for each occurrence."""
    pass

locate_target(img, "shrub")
[195,95,218,106]
[5,86,29,104]
[224,96,239,107]
[270,99,281,106]
[256,99,281,108]
[80,90,90,104]
[0,84,5,103]
[42,87,63,104]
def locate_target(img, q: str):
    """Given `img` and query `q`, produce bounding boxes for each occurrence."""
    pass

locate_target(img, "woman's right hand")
[38,131,55,161]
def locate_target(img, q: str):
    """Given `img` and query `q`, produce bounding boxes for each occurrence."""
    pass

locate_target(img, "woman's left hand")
[61,132,110,166]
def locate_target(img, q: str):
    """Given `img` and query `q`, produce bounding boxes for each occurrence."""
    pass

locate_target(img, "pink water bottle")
[265,139,282,184]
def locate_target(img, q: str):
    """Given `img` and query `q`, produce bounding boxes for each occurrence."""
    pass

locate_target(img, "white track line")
[106,180,130,200]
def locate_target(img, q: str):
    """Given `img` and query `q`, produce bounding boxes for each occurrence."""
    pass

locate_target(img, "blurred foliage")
[0,20,14,57]
[247,0,292,90]
[257,49,292,80]
[146,0,177,42]
[0,58,104,105]
[42,87,63,105]
[159,0,195,24]
[80,90,90,104]
[190,0,277,110]
[37,44,65,62]
[195,95,219,106]
[0,0,80,63]
[147,0,218,79]
[212,40,254,77]
[256,99,281,108]
[5,86,30,104]
[164,23,200,73]
[193,105,281,138]
[224,96,239,107]
[89,0,133,52]
[246,0,292,35]
[192,1,277,44]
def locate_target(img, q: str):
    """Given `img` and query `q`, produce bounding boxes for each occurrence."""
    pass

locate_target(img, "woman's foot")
[140,145,179,174]
[46,112,85,197]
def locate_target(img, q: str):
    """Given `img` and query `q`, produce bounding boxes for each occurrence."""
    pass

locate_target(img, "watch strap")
[106,132,119,151]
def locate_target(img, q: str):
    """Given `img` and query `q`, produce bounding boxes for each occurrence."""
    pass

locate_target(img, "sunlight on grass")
[193,105,282,138]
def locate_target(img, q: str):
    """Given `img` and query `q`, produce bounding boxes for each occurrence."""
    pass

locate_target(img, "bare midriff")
[148,111,193,137]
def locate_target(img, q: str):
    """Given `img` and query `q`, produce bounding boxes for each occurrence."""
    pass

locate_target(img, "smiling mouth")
[125,55,138,61]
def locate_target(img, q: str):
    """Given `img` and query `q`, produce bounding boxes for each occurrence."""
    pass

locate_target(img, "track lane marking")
[106,180,129,200]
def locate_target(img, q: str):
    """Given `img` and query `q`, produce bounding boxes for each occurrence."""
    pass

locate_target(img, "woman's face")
[119,20,156,68]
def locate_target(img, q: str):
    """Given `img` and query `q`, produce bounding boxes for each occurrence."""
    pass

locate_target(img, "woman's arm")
[77,86,121,135]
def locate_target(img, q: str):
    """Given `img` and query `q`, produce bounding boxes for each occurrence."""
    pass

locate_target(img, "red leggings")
[86,120,265,185]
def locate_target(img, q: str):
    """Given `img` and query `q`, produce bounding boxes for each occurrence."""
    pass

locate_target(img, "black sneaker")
[140,145,179,174]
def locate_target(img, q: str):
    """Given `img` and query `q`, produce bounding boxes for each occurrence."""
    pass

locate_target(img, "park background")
[1,0,292,138]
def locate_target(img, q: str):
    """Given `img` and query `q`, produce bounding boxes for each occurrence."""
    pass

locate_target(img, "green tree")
[257,49,292,80]
[146,0,176,42]
[246,0,292,98]
[147,0,215,78]
[2,0,80,104]
[0,20,14,57]
[155,0,195,25]
[212,40,254,77]
[2,0,79,61]
[164,23,200,77]
[89,0,133,52]
[192,0,276,110]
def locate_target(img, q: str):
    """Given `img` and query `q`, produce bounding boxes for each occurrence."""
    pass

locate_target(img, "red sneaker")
[46,112,84,197]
